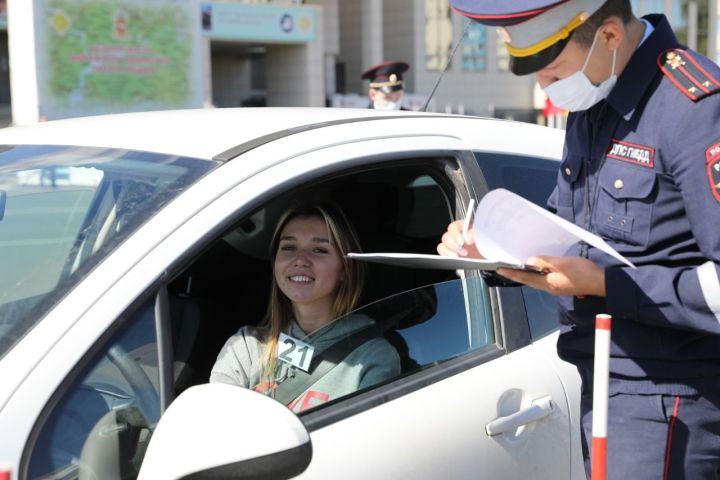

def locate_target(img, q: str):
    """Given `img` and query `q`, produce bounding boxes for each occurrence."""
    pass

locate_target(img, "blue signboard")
[201,2,316,43]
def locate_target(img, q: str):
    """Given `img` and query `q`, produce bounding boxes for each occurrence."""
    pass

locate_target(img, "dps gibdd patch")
[706,142,720,203]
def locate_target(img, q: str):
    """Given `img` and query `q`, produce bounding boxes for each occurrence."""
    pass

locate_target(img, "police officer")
[361,60,410,110]
[438,1,720,478]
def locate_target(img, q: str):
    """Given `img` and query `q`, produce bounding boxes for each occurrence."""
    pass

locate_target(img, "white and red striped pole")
[592,314,612,480]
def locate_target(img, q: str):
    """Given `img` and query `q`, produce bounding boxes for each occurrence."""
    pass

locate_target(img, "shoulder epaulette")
[658,49,720,101]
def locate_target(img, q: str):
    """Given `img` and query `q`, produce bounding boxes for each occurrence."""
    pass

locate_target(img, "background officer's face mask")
[372,89,403,110]
[543,29,617,112]
[373,97,402,110]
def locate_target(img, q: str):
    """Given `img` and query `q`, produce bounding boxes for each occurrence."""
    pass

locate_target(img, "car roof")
[0,108,451,161]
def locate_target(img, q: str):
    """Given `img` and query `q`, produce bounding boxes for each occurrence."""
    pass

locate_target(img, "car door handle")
[485,395,554,436]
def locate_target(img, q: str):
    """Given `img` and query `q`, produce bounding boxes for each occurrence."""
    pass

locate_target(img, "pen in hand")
[459,198,475,253]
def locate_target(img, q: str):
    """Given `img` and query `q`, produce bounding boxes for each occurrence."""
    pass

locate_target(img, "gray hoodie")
[210,314,401,413]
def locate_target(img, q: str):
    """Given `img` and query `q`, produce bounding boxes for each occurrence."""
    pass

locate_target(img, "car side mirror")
[138,383,312,480]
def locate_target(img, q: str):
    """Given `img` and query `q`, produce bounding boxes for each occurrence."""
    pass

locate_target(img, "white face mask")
[373,99,402,110]
[543,30,617,112]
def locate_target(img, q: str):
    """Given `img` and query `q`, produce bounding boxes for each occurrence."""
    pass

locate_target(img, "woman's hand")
[497,255,606,297]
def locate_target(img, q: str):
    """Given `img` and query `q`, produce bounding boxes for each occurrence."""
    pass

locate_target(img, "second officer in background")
[361,60,410,110]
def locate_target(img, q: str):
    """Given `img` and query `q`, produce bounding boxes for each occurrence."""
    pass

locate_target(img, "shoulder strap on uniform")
[657,48,720,101]
[272,323,385,406]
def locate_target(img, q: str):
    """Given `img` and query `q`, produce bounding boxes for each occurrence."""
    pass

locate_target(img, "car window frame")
[158,149,522,427]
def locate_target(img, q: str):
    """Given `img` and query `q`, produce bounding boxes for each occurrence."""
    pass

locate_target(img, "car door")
[271,136,575,479]
[473,148,585,479]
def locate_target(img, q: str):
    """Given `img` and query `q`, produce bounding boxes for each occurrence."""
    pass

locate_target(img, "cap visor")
[373,84,404,94]
[509,37,569,75]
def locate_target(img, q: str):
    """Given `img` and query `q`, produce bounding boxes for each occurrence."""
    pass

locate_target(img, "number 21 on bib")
[277,332,315,372]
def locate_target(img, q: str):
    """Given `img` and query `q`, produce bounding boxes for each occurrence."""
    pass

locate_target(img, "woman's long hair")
[258,202,365,386]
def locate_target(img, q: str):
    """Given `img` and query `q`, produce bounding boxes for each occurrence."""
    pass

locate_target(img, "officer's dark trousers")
[580,390,720,479]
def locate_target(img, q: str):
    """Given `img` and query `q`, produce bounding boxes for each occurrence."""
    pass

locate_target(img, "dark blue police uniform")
[549,13,720,479]
[450,1,720,478]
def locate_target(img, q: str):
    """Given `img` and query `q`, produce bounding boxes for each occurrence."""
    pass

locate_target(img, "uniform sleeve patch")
[607,139,655,168]
[658,49,720,101]
[706,142,720,203]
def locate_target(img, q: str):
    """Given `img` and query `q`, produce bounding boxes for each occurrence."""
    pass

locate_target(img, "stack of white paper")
[347,188,635,271]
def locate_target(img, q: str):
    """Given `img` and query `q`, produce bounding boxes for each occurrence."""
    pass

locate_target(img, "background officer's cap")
[362,61,410,93]
[451,0,606,75]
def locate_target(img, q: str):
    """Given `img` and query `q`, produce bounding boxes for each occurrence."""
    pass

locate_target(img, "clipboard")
[346,252,546,273]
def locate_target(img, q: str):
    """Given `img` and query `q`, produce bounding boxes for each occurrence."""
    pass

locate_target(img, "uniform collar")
[606,14,681,120]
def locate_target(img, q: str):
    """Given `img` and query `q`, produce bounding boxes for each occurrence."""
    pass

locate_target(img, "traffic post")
[592,314,612,480]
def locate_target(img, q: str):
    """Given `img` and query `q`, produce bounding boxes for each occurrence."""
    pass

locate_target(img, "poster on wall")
[35,0,204,120]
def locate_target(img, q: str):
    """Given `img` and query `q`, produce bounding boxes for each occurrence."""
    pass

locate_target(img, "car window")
[0,145,217,360]
[264,276,494,414]
[473,152,560,339]
[26,297,161,480]
[360,276,494,369]
[473,152,558,207]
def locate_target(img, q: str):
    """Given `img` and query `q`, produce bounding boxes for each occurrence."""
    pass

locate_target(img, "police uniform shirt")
[548,14,720,394]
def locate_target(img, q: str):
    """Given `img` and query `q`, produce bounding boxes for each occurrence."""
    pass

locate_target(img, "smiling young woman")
[210,202,400,413]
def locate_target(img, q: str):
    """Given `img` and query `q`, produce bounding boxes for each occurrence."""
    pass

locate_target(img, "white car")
[0,108,584,480]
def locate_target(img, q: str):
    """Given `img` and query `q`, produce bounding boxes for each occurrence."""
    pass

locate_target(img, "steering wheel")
[107,344,161,419]
[73,345,160,480]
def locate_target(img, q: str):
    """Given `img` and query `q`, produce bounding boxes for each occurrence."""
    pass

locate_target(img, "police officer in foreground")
[438,0,720,477]
[361,61,410,110]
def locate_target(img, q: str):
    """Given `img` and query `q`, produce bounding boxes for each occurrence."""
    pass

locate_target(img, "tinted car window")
[285,277,494,414]
[473,152,558,207]
[384,277,493,366]
[473,152,560,339]
[0,146,218,360]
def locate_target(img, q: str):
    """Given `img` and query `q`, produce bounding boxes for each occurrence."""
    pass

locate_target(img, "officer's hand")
[497,255,606,297]
[437,220,483,259]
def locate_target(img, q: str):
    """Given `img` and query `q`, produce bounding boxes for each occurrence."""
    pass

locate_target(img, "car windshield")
[0,145,218,360]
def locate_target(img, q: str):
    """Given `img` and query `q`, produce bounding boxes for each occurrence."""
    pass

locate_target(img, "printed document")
[348,188,635,271]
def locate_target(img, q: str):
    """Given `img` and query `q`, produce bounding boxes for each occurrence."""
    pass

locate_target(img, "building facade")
[330,0,719,119]
[0,0,717,125]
